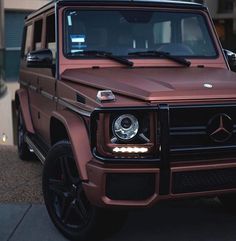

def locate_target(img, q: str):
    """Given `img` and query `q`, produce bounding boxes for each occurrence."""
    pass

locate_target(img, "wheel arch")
[50,110,92,180]
[15,89,35,134]
[50,117,69,145]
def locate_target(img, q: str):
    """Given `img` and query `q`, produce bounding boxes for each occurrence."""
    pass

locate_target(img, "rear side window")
[46,14,56,59]
[33,19,43,50]
[24,24,33,56]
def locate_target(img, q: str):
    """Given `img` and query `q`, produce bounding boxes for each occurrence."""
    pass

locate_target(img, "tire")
[43,140,127,241]
[219,194,236,212]
[17,108,34,160]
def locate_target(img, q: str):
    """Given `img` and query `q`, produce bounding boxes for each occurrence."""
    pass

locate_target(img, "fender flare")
[15,89,35,134]
[51,110,93,180]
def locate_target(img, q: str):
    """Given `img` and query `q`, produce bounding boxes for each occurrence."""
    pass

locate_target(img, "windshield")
[64,9,217,58]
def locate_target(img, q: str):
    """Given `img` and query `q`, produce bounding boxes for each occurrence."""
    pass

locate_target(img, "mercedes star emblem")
[207,113,233,143]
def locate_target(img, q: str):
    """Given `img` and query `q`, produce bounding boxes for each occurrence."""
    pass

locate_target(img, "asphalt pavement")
[0,145,43,203]
[2,145,236,241]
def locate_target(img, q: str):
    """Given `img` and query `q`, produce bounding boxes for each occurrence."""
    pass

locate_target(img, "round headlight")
[113,114,139,140]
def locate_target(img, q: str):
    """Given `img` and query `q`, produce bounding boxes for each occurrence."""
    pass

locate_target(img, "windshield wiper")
[69,50,133,67]
[128,50,191,67]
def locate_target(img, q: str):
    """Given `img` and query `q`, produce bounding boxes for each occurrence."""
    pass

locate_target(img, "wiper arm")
[129,50,191,67]
[69,50,133,67]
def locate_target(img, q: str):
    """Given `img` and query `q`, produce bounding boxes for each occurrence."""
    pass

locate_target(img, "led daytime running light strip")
[113,147,148,153]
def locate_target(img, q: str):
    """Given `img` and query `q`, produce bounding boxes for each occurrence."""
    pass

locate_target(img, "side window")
[153,21,171,44]
[33,19,43,50]
[24,24,33,56]
[46,14,56,59]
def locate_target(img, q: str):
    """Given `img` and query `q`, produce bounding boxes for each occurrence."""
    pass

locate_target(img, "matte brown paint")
[51,110,92,180]
[83,161,160,207]
[82,160,236,207]
[17,1,236,208]
[61,67,236,102]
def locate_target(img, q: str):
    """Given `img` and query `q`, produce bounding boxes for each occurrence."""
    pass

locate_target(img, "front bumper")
[85,103,236,207]
[83,159,236,208]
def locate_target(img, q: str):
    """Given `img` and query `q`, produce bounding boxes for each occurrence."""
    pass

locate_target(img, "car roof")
[26,0,206,21]
[56,0,201,5]
[57,0,204,7]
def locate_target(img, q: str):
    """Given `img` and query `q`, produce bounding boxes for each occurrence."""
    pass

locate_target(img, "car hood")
[61,67,236,102]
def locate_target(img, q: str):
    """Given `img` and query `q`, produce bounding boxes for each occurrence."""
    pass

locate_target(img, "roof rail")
[25,0,206,21]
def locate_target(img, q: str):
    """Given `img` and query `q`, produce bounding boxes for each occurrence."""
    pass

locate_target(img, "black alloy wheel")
[43,140,127,241]
[17,108,34,160]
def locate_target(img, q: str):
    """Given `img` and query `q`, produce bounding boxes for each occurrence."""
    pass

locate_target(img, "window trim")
[22,23,33,58]
[21,26,27,58]
[45,13,56,60]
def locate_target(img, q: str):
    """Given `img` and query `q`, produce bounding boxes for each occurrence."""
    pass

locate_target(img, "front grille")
[168,104,236,159]
[106,173,155,201]
[172,168,236,194]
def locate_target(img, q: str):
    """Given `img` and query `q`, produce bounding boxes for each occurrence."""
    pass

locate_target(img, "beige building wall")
[0,90,13,145]
[4,0,50,11]
[204,0,219,17]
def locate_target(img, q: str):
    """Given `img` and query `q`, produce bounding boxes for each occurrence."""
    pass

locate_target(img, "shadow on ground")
[1,199,236,241]
[1,146,236,241]
[109,198,236,241]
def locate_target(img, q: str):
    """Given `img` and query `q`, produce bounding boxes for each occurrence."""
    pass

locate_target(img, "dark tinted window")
[46,14,56,59]
[33,19,43,50]
[64,10,217,58]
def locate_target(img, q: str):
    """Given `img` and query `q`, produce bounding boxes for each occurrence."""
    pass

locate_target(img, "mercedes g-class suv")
[16,0,236,240]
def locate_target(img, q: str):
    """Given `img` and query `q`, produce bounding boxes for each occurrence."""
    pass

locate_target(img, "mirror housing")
[27,49,53,68]
[224,49,236,72]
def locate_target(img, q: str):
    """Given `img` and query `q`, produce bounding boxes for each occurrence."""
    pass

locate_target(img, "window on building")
[24,24,33,56]
[33,19,43,50]
[218,0,234,13]
[46,14,56,59]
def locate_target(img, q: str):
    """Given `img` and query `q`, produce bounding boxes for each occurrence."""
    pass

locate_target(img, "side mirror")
[27,49,53,68]
[224,49,236,72]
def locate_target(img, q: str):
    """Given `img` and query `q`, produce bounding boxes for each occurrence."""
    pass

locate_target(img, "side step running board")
[25,135,47,164]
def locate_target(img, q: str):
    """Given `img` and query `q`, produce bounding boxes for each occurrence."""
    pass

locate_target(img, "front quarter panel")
[51,110,92,180]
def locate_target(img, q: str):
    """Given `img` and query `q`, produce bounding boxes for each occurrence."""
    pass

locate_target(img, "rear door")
[20,12,57,145]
